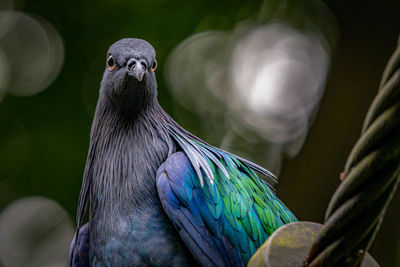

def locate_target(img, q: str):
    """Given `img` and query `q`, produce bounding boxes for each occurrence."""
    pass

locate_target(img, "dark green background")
[0,0,399,266]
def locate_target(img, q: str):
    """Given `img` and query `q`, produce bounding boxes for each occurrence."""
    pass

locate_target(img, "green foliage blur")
[0,0,399,266]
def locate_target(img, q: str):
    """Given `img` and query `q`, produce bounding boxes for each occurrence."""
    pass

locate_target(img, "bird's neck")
[87,97,174,212]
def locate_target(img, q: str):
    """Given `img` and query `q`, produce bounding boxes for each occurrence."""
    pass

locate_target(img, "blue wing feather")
[69,223,90,267]
[156,151,296,266]
[157,152,243,267]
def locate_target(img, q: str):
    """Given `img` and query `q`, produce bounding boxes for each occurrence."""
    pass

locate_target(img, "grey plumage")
[73,39,195,265]
[70,38,295,267]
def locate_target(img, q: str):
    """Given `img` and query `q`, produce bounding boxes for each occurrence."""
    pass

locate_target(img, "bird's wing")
[156,151,297,266]
[69,223,90,267]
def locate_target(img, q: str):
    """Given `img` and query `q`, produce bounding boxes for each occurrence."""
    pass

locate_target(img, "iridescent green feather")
[167,127,297,264]
[200,146,296,262]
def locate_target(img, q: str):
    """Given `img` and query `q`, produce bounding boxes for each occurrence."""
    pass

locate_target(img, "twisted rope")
[305,35,400,266]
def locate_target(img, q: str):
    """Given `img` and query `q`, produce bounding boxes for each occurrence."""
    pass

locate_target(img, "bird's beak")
[126,58,147,82]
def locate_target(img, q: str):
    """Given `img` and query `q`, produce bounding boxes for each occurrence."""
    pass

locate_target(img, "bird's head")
[99,38,158,109]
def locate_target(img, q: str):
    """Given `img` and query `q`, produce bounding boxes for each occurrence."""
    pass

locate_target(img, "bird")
[69,38,297,267]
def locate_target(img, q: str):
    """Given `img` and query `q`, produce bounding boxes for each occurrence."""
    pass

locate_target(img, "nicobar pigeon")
[69,38,297,267]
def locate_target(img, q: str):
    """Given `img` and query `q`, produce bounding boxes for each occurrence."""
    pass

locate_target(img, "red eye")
[151,60,157,72]
[107,55,115,71]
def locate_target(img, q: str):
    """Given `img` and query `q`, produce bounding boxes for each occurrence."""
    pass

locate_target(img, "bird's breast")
[90,200,194,266]
[88,122,194,265]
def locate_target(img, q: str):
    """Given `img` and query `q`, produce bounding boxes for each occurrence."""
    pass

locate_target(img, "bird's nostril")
[126,58,147,71]
[127,58,136,70]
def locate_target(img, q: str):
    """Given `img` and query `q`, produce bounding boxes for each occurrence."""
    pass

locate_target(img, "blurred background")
[0,0,399,266]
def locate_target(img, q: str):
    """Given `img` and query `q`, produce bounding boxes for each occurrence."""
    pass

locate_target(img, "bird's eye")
[151,60,157,72]
[107,55,115,71]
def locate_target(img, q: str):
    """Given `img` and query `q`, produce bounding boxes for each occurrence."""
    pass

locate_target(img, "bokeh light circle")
[0,11,64,97]
[0,197,74,267]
